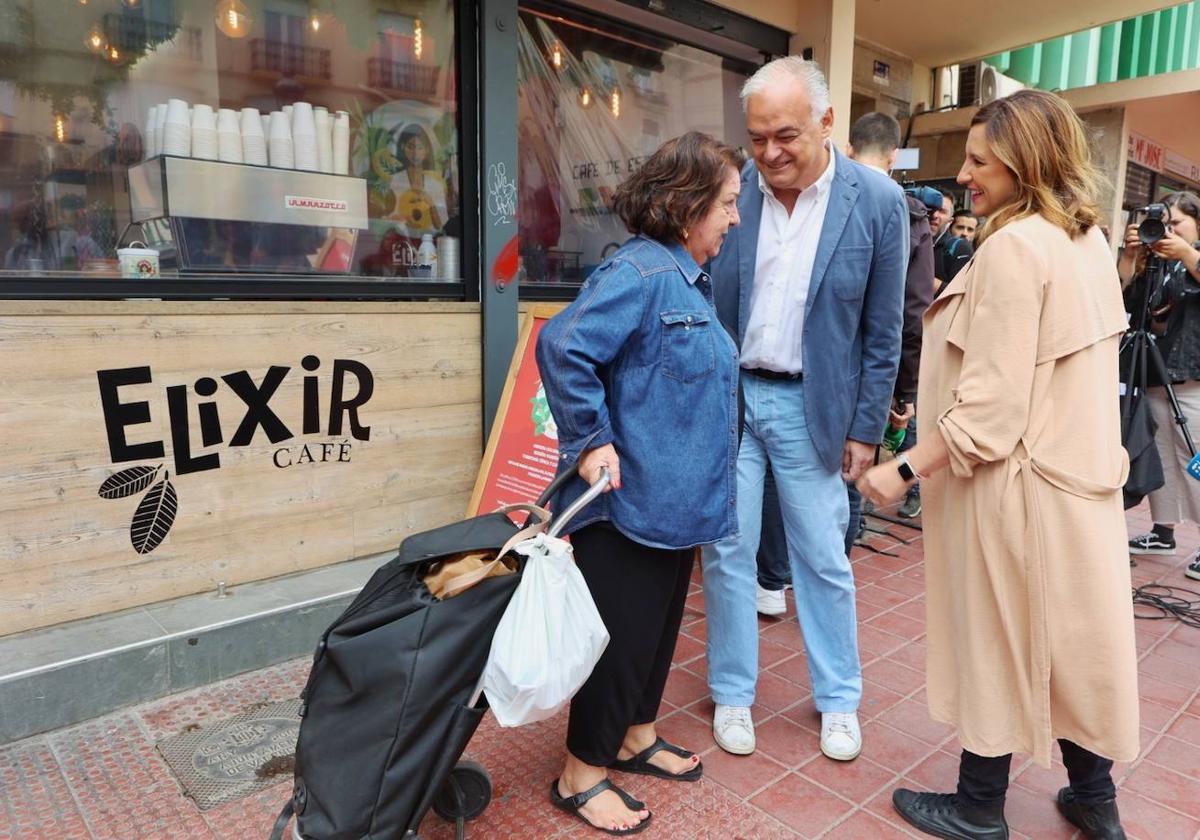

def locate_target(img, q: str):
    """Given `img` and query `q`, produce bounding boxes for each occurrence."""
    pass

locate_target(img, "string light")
[108,45,121,61]
[309,15,320,32]
[551,43,563,70]
[610,88,620,118]
[413,19,423,60]
[214,0,252,39]
[580,86,592,108]
[54,113,66,143]
[85,24,106,53]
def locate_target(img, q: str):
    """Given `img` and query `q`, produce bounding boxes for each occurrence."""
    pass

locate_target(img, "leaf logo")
[97,464,181,554]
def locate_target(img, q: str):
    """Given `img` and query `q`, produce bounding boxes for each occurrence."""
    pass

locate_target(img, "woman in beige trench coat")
[858,90,1139,840]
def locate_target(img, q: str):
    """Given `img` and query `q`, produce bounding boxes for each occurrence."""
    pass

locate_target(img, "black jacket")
[895,196,934,402]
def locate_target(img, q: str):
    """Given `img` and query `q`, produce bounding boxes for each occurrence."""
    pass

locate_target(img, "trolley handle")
[535,462,579,508]
[547,467,610,539]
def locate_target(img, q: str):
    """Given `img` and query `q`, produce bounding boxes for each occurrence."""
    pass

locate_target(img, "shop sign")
[96,357,374,554]
[1128,133,1165,172]
[1164,150,1200,185]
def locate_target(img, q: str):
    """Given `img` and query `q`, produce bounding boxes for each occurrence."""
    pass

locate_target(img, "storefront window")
[0,0,460,283]
[516,2,754,289]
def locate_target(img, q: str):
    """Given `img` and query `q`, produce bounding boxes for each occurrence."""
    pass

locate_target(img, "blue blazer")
[711,149,908,472]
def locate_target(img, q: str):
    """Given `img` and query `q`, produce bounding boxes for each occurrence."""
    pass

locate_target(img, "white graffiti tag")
[487,162,517,226]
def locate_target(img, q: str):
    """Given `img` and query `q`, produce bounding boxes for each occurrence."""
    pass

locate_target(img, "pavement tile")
[700,748,789,798]
[1137,651,1200,689]
[821,808,920,839]
[1139,696,1181,733]
[749,773,855,838]
[47,714,214,840]
[866,610,927,641]
[875,698,955,746]
[873,573,926,600]
[857,584,911,610]
[758,638,797,670]
[0,737,92,840]
[1118,790,1200,840]
[1145,735,1200,778]
[662,667,709,709]
[755,669,809,714]
[1122,759,1200,820]
[655,709,717,758]
[858,722,937,774]
[767,652,812,689]
[753,714,821,769]
[861,658,926,697]
[1137,673,1196,709]
[860,681,906,720]
[1003,784,1077,839]
[797,754,897,803]
[670,633,705,666]
[856,624,909,658]
[1164,711,1200,747]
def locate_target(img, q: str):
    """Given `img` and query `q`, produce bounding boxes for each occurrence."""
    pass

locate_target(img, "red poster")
[470,315,561,515]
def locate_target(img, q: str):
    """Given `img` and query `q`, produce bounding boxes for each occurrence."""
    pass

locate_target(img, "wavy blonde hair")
[971,89,1105,245]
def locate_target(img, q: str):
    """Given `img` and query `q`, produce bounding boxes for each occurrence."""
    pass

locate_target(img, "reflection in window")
[517,4,751,287]
[0,0,460,282]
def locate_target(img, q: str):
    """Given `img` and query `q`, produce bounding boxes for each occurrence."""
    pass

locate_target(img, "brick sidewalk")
[2,505,1199,840]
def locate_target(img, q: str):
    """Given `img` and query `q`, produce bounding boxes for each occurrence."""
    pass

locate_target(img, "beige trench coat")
[917,213,1140,767]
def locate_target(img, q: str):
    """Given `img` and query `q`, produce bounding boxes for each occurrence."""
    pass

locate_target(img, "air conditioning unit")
[957,62,1025,106]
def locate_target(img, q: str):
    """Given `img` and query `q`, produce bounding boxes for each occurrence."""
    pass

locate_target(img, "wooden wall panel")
[0,303,483,636]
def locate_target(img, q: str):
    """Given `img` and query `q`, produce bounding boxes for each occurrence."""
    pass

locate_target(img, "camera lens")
[1139,217,1166,246]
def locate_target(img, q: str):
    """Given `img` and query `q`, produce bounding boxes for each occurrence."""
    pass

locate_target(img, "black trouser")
[566,522,695,766]
[957,740,1116,805]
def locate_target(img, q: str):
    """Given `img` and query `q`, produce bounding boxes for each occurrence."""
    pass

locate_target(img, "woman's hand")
[856,461,912,507]
[1150,229,1199,265]
[579,443,622,491]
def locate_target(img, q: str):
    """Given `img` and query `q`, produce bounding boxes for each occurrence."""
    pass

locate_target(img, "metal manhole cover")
[157,699,301,810]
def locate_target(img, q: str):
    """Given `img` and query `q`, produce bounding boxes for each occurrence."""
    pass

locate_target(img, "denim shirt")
[535,235,740,550]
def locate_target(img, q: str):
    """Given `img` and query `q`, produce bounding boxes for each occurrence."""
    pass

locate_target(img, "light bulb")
[551,43,563,70]
[580,87,592,108]
[108,45,121,61]
[310,15,320,32]
[413,19,422,60]
[85,24,106,53]
[54,114,66,143]
[215,0,252,39]
[610,88,620,118]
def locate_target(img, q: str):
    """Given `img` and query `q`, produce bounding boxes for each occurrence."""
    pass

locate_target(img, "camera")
[1137,203,1170,246]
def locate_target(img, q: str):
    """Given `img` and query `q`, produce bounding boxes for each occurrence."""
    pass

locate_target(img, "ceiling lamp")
[579,86,593,108]
[413,19,423,60]
[108,45,121,62]
[610,88,620,118]
[215,0,252,39]
[54,113,67,143]
[85,24,107,53]
[309,15,320,32]
[550,42,563,70]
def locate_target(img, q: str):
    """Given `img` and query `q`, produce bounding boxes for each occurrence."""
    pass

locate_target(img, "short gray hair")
[740,56,831,125]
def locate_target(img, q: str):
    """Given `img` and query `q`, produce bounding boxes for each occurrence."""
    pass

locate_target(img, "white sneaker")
[756,583,787,616]
[820,711,862,761]
[713,704,756,755]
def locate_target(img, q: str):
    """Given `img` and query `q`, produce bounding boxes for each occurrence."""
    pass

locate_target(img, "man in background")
[933,195,973,295]
[949,208,978,244]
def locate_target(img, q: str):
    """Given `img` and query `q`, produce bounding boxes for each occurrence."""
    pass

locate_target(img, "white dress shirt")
[741,146,837,374]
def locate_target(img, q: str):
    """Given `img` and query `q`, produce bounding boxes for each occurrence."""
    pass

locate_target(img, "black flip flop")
[610,736,703,782]
[549,778,652,836]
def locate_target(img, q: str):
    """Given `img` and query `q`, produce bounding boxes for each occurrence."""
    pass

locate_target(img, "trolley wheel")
[432,759,492,822]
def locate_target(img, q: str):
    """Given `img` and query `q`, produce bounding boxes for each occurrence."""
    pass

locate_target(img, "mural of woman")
[390,124,447,235]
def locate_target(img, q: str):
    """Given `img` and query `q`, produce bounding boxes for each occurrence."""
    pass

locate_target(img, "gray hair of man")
[739,56,832,126]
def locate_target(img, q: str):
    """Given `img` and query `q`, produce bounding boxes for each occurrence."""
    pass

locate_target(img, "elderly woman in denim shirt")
[537,131,743,836]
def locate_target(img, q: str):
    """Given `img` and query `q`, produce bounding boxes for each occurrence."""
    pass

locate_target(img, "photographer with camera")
[1120,191,1200,581]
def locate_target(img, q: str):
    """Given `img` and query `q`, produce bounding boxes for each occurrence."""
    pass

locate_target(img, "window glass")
[0,0,460,283]
[516,3,751,288]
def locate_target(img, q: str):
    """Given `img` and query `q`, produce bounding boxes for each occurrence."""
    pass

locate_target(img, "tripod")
[1120,253,1196,458]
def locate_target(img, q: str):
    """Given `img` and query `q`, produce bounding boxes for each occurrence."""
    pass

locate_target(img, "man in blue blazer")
[703,57,907,762]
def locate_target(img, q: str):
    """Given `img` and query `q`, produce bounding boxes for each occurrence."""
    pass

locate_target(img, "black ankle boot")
[892,789,1010,840]
[1056,788,1126,839]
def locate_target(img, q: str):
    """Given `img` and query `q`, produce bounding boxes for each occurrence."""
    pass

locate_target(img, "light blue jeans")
[701,375,862,712]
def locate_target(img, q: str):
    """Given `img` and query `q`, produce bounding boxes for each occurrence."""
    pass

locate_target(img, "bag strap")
[491,502,552,528]
[439,521,547,599]
[267,799,294,840]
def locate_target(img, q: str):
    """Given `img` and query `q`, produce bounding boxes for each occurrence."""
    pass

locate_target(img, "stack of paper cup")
[154,103,168,156]
[162,98,191,156]
[332,110,350,175]
[268,111,294,169]
[436,236,460,280]
[191,104,217,160]
[217,109,242,163]
[314,107,332,173]
[291,101,319,171]
[144,106,158,160]
[241,107,267,165]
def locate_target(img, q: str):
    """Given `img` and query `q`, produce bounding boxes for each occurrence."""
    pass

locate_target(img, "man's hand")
[889,402,915,429]
[579,443,621,490]
[842,439,875,482]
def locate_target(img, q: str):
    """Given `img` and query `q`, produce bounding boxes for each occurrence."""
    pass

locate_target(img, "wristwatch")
[896,454,920,482]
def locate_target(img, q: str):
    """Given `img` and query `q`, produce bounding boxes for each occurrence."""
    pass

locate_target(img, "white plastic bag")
[481,532,609,727]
